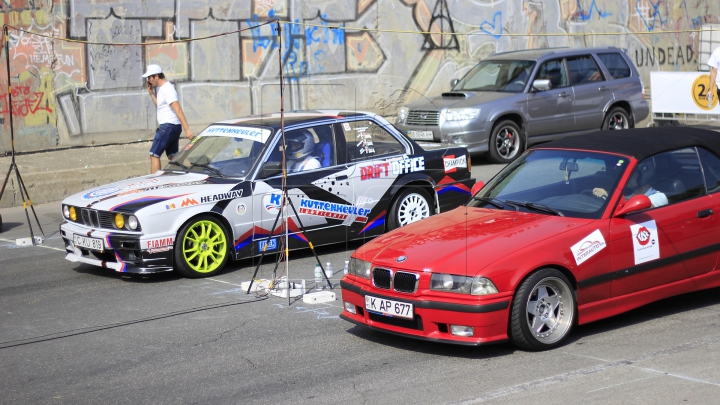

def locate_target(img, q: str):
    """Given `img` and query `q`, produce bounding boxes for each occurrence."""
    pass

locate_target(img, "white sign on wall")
[650,72,719,115]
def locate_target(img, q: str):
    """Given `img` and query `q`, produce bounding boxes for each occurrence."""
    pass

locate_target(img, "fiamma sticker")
[299,198,370,223]
[443,155,467,173]
[200,190,243,204]
[570,229,606,266]
[630,220,660,264]
[145,237,174,253]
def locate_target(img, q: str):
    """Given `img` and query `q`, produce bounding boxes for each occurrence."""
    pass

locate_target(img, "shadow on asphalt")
[0,221,25,232]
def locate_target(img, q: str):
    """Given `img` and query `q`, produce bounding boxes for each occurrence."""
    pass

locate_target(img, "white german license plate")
[365,295,414,319]
[408,130,434,140]
[74,234,104,252]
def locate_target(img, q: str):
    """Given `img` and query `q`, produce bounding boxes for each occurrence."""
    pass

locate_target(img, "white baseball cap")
[142,64,163,78]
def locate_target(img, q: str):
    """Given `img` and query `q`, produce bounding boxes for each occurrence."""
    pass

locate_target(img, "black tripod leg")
[14,165,36,245]
[246,205,284,294]
[0,161,13,201]
[285,197,332,290]
[16,167,45,236]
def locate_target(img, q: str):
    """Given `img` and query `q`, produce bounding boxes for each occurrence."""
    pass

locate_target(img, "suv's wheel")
[602,107,630,130]
[510,268,576,351]
[174,215,230,278]
[387,188,432,231]
[489,120,524,164]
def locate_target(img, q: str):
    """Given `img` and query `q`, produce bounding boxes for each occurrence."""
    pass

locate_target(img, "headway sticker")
[630,220,660,264]
[443,155,467,173]
[570,229,606,266]
[200,190,243,204]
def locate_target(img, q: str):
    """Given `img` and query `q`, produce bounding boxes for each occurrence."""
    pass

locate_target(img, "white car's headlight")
[397,107,409,123]
[348,258,372,279]
[430,274,498,295]
[127,215,139,230]
[62,205,70,219]
[444,108,480,121]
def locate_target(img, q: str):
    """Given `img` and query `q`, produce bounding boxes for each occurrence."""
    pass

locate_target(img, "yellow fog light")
[69,206,77,221]
[114,213,125,229]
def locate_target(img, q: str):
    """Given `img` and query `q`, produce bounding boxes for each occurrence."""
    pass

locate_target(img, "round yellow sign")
[691,74,718,110]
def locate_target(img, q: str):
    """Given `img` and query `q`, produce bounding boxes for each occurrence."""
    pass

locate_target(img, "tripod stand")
[0,25,44,240]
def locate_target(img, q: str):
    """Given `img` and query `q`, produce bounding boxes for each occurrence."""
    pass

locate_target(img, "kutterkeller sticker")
[570,229,606,265]
[630,220,660,264]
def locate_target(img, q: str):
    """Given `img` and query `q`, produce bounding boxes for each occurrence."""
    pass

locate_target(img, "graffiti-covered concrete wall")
[1,0,718,153]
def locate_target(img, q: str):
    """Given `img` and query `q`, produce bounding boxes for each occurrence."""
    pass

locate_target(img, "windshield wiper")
[472,197,517,210]
[166,161,188,172]
[505,200,564,217]
[190,163,225,178]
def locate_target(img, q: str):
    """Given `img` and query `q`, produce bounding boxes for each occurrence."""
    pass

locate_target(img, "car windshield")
[469,149,630,219]
[167,125,272,178]
[454,60,536,93]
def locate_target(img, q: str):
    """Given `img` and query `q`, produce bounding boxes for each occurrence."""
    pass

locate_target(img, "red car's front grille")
[372,267,419,293]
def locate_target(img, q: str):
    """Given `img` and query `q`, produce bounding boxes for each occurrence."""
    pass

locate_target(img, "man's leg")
[149,125,171,174]
[150,156,162,173]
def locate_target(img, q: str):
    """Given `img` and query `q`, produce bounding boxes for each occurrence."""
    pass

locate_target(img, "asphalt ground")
[1,161,719,404]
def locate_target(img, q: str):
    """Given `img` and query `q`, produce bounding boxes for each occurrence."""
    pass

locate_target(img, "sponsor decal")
[343,122,351,131]
[299,198,370,223]
[264,193,282,212]
[356,127,375,155]
[181,198,199,207]
[83,186,123,200]
[203,126,264,138]
[200,190,243,204]
[82,179,205,200]
[570,229,606,266]
[148,246,173,254]
[344,195,375,226]
[183,143,193,151]
[258,237,278,251]
[390,156,425,175]
[145,237,173,250]
[443,154,467,173]
[360,163,390,180]
[630,220,660,264]
[236,203,247,215]
[165,203,176,210]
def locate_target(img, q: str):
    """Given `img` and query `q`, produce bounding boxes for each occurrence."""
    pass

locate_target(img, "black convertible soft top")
[537,127,720,161]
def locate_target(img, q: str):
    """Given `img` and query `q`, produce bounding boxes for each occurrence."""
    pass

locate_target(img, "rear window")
[597,53,631,79]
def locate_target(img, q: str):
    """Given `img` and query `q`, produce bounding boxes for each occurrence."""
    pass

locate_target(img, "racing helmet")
[635,157,656,186]
[285,129,315,160]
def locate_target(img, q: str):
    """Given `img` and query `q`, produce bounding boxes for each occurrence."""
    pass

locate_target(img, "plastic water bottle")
[314,264,323,290]
[343,260,349,275]
[325,262,333,288]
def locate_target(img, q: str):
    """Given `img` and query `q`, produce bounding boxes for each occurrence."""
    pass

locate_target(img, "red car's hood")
[355,207,588,275]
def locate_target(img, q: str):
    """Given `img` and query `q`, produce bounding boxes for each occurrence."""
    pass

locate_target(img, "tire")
[387,188,432,231]
[488,120,524,164]
[602,107,630,130]
[174,215,230,278]
[510,268,575,351]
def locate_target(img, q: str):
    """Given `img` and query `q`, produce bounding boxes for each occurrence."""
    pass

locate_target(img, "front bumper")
[340,279,510,346]
[396,121,490,155]
[60,222,174,274]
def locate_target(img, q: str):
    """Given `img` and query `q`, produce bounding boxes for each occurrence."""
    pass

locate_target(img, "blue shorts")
[149,123,182,158]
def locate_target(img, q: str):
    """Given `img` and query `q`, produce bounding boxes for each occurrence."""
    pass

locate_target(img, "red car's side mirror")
[614,194,652,217]
[471,181,485,196]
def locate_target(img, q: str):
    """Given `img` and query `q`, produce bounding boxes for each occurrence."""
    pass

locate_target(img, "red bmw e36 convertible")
[340,127,720,350]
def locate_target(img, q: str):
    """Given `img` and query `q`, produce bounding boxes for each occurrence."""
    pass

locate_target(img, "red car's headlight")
[430,274,498,295]
[348,258,371,278]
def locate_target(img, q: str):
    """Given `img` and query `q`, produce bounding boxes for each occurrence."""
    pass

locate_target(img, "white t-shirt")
[156,82,181,125]
[709,47,720,73]
[646,187,668,207]
[287,156,321,172]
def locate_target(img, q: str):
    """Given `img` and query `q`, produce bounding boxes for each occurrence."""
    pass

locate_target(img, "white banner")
[650,72,719,115]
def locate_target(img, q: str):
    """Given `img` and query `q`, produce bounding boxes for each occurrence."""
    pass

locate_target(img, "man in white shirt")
[707,46,720,105]
[285,130,321,173]
[143,64,194,173]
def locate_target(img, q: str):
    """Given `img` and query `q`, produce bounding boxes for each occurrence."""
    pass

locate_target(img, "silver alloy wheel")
[607,111,629,130]
[396,192,430,227]
[495,126,521,160]
[525,277,574,345]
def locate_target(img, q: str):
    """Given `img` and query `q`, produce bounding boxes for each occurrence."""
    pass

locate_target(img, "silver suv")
[395,47,649,163]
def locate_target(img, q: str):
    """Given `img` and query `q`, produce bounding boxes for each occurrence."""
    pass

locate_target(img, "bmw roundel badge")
[397,256,407,263]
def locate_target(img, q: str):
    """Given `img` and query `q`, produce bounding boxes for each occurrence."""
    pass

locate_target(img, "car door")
[567,54,612,131]
[525,58,575,138]
[252,124,355,251]
[608,149,718,297]
[338,119,410,237]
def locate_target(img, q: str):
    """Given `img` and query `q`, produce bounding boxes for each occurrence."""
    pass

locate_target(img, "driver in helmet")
[623,157,668,207]
[285,129,321,173]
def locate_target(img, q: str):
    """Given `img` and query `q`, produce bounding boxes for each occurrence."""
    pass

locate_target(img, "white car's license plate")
[408,130,434,140]
[74,234,104,252]
[365,295,414,319]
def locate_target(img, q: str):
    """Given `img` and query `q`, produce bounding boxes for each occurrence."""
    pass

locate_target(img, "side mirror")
[614,194,651,217]
[259,161,282,178]
[532,79,551,92]
[471,181,485,196]
[450,79,459,88]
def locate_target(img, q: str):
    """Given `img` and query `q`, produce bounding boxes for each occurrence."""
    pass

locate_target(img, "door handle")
[559,92,569,98]
[598,86,608,91]
[335,175,348,181]
[697,209,713,218]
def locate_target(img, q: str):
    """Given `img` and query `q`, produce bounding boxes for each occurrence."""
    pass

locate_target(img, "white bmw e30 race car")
[60,110,475,277]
